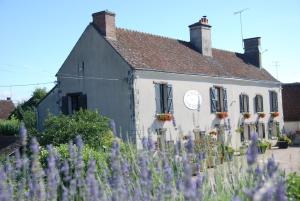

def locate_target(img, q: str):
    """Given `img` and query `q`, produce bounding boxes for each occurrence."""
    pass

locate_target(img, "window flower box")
[156,113,173,121]
[243,112,251,119]
[258,112,266,118]
[216,112,228,119]
[271,112,279,118]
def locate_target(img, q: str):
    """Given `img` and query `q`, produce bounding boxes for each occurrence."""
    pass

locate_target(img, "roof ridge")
[116,27,187,42]
[116,27,243,54]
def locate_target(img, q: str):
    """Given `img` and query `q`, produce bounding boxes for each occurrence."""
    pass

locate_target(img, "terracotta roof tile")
[104,27,278,82]
[0,100,15,120]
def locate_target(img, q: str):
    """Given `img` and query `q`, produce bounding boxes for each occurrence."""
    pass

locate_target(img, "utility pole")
[273,61,280,80]
[234,8,249,50]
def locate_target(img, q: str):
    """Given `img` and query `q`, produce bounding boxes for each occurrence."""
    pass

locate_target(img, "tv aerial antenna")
[234,8,249,50]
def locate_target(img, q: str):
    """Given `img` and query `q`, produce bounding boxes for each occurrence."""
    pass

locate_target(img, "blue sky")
[0,0,299,103]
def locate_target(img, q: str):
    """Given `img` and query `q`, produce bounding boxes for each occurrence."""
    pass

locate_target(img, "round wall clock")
[183,90,202,110]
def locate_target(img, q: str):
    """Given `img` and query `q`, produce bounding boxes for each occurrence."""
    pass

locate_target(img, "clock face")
[184,90,202,110]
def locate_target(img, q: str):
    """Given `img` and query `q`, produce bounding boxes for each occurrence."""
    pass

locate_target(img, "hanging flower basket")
[156,113,173,121]
[258,112,266,118]
[271,112,279,118]
[216,112,228,119]
[243,112,251,119]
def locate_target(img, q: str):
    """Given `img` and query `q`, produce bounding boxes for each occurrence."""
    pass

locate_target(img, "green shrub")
[0,119,20,136]
[42,109,114,149]
[287,172,300,200]
[23,109,38,138]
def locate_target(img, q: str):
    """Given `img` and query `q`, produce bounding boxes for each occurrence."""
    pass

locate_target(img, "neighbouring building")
[37,10,283,149]
[282,83,300,133]
[0,98,15,120]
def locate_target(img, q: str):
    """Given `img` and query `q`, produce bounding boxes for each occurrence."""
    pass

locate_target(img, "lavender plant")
[0,125,290,201]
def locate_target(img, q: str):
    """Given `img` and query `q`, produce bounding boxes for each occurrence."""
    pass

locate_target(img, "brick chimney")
[189,16,212,57]
[243,37,261,68]
[92,10,116,40]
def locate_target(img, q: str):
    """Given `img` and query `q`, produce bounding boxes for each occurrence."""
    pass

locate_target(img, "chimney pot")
[6,97,11,101]
[92,10,116,40]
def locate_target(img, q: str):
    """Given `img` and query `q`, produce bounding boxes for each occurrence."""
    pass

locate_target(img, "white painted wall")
[284,121,300,133]
[134,70,283,149]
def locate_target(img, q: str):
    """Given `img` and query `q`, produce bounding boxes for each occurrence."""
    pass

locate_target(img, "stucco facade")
[133,70,283,149]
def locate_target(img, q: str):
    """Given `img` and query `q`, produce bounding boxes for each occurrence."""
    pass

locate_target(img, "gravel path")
[257,146,300,174]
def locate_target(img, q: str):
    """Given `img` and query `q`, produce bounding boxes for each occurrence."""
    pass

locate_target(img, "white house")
[37,10,283,149]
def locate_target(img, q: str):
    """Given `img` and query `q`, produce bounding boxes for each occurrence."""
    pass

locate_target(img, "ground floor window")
[61,92,87,115]
[256,123,266,139]
[241,124,252,142]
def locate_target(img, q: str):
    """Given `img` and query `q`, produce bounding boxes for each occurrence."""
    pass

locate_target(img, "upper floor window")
[239,94,249,113]
[269,91,278,112]
[155,83,173,114]
[255,95,264,112]
[210,86,228,113]
[62,92,87,115]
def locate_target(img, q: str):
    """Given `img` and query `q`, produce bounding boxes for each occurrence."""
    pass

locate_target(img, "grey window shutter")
[239,94,244,113]
[167,84,174,113]
[223,88,228,112]
[79,94,87,110]
[210,87,217,113]
[61,96,68,115]
[246,95,249,112]
[155,84,162,114]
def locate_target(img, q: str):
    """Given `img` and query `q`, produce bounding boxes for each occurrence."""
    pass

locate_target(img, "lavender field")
[0,124,296,201]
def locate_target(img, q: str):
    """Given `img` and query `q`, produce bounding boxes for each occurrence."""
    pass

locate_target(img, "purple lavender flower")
[267,155,278,177]
[109,119,118,136]
[182,156,196,200]
[46,145,60,200]
[147,136,155,151]
[19,122,27,146]
[275,179,287,201]
[185,136,194,154]
[232,195,241,201]
[86,159,102,201]
[163,158,173,199]
[246,132,258,165]
[142,137,148,150]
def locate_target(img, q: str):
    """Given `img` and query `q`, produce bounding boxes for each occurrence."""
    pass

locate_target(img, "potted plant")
[271,112,280,118]
[277,135,292,149]
[257,140,268,154]
[156,113,173,121]
[243,112,251,119]
[224,145,234,161]
[216,112,228,119]
[258,112,266,118]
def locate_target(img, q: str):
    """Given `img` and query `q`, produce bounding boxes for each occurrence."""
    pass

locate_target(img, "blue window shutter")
[255,95,258,112]
[167,84,174,113]
[274,93,278,112]
[239,94,243,113]
[261,96,264,112]
[223,88,228,112]
[269,91,273,112]
[155,84,162,114]
[210,87,217,113]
